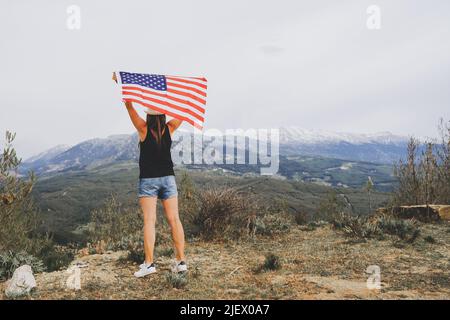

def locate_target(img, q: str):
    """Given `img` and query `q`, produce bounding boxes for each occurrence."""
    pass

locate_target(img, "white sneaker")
[171,260,187,273]
[134,262,157,278]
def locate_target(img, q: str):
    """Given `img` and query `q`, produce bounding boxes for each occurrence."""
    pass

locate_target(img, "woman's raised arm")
[113,72,147,140]
[125,101,147,141]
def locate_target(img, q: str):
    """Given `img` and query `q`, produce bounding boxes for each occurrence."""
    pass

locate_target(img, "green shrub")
[267,198,289,215]
[0,131,73,274]
[376,215,420,242]
[254,213,291,236]
[424,235,436,244]
[115,233,144,263]
[155,222,173,246]
[38,244,75,272]
[127,247,144,264]
[263,253,282,271]
[89,195,142,247]
[332,213,378,239]
[165,272,188,289]
[255,253,282,273]
[301,220,326,231]
[155,246,174,257]
[0,131,42,255]
[316,190,346,222]
[332,212,421,244]
[178,172,199,217]
[190,263,201,279]
[0,251,45,280]
[294,211,309,225]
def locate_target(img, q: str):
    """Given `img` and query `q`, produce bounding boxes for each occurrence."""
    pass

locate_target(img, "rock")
[5,265,37,298]
[377,205,450,222]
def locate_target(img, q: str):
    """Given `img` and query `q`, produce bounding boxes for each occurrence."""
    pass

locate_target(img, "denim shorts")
[138,175,178,200]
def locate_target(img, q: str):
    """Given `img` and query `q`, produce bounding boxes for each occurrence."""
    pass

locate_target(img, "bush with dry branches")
[183,187,260,240]
[393,119,450,205]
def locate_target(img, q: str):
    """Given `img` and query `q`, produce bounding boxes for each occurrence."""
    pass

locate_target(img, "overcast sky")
[1,0,449,158]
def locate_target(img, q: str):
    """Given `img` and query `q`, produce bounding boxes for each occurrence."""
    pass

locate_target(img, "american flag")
[116,71,207,130]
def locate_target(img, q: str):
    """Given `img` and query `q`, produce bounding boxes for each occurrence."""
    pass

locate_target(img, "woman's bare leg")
[161,196,185,261]
[139,197,157,264]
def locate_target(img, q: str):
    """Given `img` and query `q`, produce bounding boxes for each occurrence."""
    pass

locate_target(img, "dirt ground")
[2,222,450,300]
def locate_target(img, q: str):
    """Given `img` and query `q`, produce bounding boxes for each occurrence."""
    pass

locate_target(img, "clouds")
[0,0,449,158]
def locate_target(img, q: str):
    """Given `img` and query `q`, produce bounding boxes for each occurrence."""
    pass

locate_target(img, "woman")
[123,99,187,278]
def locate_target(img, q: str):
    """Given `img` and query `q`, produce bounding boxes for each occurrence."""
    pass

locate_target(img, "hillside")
[3,222,449,299]
[22,128,401,240]
[32,162,391,244]
[278,155,394,190]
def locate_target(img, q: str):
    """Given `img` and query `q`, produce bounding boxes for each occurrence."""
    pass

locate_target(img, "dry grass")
[2,221,449,300]
[332,212,421,243]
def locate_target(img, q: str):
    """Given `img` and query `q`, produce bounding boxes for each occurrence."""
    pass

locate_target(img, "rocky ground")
[1,222,450,300]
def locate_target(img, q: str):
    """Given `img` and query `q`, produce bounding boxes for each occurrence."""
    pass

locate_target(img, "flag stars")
[120,72,167,91]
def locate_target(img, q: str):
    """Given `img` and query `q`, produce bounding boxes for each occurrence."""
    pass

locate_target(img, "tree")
[393,119,450,206]
[436,119,450,204]
[0,131,39,253]
[420,142,438,206]
[365,176,374,212]
[316,190,346,221]
[394,137,421,205]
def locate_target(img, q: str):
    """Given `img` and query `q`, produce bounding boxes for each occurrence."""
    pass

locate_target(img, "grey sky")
[1,0,449,158]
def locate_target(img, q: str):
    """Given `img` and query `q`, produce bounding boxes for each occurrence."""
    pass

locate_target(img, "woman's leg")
[139,197,157,264]
[161,196,185,261]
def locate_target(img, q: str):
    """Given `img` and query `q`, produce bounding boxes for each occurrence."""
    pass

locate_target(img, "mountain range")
[21,127,409,176]
[279,127,409,164]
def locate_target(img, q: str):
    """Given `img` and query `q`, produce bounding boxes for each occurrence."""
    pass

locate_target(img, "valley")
[32,161,391,244]
[22,127,404,245]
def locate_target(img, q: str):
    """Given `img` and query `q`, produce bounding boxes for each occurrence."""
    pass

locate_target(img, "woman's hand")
[112,72,117,83]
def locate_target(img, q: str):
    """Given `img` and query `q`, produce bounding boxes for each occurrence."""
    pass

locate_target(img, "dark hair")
[147,114,166,148]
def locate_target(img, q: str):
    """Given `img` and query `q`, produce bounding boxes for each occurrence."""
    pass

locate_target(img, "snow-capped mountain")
[21,127,410,175]
[279,127,409,164]
[24,144,71,164]
[21,134,140,174]
[280,127,408,145]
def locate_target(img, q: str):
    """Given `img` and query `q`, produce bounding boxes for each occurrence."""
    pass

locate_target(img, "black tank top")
[139,115,175,179]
